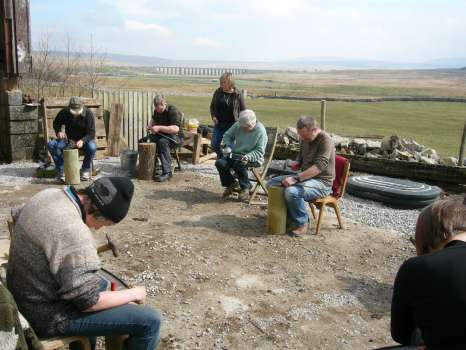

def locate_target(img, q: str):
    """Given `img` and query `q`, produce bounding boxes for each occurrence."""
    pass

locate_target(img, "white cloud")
[124,20,172,37]
[193,37,223,49]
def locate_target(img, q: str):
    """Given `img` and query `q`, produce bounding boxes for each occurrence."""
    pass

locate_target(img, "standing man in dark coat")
[147,95,183,182]
[48,96,96,181]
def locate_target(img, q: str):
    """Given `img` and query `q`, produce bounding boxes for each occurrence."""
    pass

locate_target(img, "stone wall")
[0,90,39,163]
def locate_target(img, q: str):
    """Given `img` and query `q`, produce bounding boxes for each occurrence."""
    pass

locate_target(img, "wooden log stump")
[108,103,123,156]
[138,142,156,180]
[267,186,287,235]
[64,149,80,185]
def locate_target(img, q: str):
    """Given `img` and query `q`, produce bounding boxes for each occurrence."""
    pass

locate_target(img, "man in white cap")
[215,109,268,201]
[47,96,96,182]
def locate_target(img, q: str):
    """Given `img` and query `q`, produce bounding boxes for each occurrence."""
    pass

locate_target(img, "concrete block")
[9,120,39,134]
[0,90,23,106]
[7,105,39,121]
[9,133,38,149]
[10,146,35,161]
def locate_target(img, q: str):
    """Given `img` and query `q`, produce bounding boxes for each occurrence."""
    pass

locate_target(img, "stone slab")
[0,90,23,106]
[9,120,38,134]
[7,105,39,121]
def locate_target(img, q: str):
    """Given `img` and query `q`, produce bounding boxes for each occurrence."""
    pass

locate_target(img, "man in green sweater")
[7,177,161,349]
[215,109,268,201]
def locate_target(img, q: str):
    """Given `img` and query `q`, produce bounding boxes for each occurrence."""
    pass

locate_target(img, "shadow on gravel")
[146,187,222,209]
[174,214,267,238]
[0,166,37,178]
[337,275,393,319]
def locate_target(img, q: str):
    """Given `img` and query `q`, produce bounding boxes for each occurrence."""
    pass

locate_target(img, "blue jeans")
[267,176,332,226]
[215,157,251,190]
[47,139,96,173]
[211,124,233,158]
[61,304,161,350]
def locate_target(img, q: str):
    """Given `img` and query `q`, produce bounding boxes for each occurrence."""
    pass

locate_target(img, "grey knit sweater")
[7,188,101,337]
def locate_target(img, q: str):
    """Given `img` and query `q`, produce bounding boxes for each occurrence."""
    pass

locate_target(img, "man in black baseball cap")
[7,176,162,348]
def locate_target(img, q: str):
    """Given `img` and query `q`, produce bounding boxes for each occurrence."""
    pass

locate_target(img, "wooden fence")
[93,89,159,151]
[20,80,162,151]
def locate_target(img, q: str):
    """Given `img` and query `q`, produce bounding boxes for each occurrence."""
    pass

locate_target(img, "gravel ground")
[0,159,421,237]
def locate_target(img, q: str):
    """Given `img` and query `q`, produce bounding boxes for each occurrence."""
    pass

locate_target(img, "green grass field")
[167,95,465,158]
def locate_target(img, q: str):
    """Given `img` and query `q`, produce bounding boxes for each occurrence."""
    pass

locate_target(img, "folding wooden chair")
[308,155,350,234]
[248,127,278,205]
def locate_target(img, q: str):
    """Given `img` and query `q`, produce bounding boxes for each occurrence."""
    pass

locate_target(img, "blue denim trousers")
[61,304,162,350]
[211,124,233,158]
[47,139,97,173]
[267,176,332,226]
[215,157,251,189]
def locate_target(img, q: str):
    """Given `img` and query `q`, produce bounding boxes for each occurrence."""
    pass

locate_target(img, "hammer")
[97,234,118,257]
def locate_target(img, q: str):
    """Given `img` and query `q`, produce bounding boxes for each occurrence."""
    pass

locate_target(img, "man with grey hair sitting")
[388,195,466,350]
[215,109,268,201]
[268,116,335,237]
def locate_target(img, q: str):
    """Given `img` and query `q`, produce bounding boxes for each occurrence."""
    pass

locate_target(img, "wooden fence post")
[108,103,123,156]
[458,120,466,167]
[320,99,327,131]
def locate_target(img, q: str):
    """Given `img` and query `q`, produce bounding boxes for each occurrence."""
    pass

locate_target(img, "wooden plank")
[44,97,101,108]
[108,103,123,156]
[45,107,102,121]
[192,133,202,164]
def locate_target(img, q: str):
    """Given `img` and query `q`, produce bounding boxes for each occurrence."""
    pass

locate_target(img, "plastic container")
[120,149,138,176]
[188,118,199,132]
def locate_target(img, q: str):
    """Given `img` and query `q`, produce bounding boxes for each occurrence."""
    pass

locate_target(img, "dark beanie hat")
[85,177,134,223]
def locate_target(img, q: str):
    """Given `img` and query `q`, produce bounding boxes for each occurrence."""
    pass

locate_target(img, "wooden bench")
[40,97,108,160]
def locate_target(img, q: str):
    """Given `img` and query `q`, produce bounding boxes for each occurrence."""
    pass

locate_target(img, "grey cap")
[153,94,165,106]
[69,96,83,116]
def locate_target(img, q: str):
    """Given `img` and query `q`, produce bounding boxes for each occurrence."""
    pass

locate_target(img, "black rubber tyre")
[348,176,442,202]
[347,187,438,208]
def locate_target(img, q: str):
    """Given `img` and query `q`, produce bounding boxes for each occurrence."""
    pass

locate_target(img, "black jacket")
[53,107,95,143]
[391,240,466,349]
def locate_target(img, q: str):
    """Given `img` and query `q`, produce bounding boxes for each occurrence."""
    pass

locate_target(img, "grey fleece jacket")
[7,188,101,337]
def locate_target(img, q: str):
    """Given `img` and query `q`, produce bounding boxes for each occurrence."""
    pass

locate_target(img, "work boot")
[289,223,309,238]
[56,171,65,183]
[222,182,238,198]
[238,188,250,201]
[154,172,172,182]
[80,169,91,181]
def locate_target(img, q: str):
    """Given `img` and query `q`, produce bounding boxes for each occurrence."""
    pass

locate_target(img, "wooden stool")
[41,336,91,350]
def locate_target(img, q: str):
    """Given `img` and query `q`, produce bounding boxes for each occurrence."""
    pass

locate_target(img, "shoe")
[222,181,240,198]
[56,172,65,183]
[80,169,91,181]
[288,223,309,237]
[238,188,250,201]
[154,173,172,182]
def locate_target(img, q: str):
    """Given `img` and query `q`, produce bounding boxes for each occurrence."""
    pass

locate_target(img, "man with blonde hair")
[215,109,267,201]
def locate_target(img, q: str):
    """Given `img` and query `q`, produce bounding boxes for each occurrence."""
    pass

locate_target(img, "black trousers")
[215,158,249,189]
[147,134,179,175]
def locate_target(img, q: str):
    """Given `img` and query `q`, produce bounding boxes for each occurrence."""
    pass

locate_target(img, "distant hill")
[42,51,466,71]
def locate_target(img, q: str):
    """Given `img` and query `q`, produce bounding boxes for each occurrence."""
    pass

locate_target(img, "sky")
[30,0,466,63]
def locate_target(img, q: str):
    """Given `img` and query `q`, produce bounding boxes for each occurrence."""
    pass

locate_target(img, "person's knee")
[141,307,162,338]
[157,138,170,148]
[215,159,227,170]
[284,186,300,201]
[85,140,97,153]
